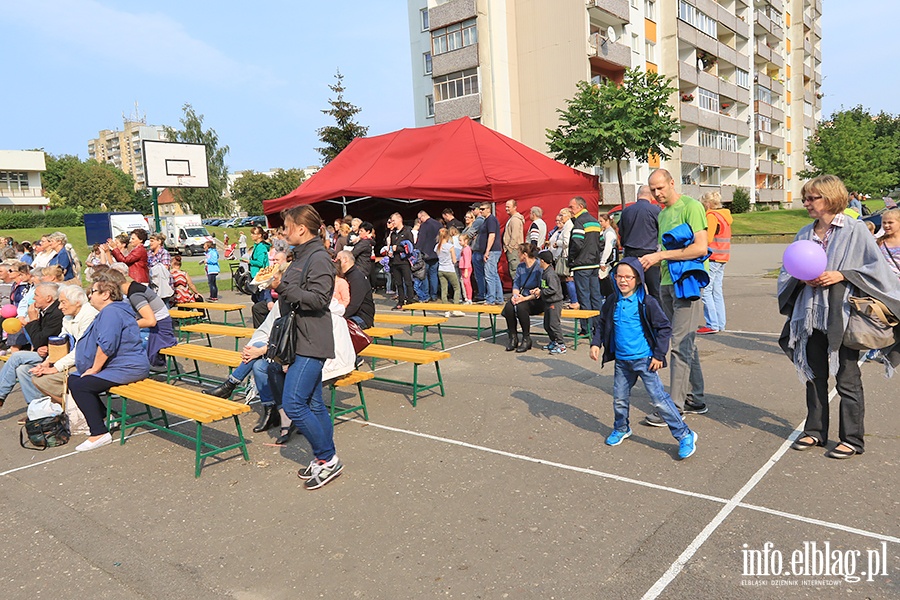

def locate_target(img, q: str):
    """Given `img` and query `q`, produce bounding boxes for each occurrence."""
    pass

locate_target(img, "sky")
[1,0,897,174]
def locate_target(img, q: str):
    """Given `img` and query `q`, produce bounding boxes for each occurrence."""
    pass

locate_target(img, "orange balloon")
[2,317,22,334]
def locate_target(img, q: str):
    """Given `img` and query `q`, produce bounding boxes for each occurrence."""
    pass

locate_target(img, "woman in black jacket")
[269,205,342,490]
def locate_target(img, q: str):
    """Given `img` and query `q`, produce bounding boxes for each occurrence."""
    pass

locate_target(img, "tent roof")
[264,117,597,215]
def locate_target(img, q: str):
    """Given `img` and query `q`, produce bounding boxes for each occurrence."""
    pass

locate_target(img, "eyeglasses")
[615,275,636,281]
[802,195,823,203]
[88,288,101,296]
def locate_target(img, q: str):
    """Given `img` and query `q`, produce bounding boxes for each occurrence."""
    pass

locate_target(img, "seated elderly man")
[25,285,99,404]
[336,250,375,329]
[0,282,64,410]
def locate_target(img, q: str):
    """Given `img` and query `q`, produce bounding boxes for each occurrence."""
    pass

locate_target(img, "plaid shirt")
[147,246,171,268]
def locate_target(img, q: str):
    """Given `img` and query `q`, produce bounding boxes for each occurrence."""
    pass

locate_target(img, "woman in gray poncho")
[777,175,900,459]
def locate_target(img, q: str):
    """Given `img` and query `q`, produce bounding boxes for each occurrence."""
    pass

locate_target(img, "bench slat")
[180,324,256,337]
[110,380,249,423]
[334,370,375,387]
[359,345,450,364]
[374,314,448,326]
[160,344,243,367]
[177,302,245,311]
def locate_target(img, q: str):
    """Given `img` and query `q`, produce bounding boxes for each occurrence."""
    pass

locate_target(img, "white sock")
[324,455,339,467]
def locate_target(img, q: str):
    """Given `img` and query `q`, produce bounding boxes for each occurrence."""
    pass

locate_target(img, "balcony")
[588,32,631,69]
[679,61,699,86]
[432,44,479,77]
[434,93,481,124]
[757,188,785,204]
[600,182,636,206]
[754,10,783,39]
[755,41,783,68]
[585,0,629,24]
[757,159,785,176]
[428,0,476,30]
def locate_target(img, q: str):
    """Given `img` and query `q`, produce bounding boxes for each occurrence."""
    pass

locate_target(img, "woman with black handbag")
[268,205,343,490]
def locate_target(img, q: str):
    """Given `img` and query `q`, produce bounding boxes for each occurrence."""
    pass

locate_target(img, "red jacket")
[111,244,150,283]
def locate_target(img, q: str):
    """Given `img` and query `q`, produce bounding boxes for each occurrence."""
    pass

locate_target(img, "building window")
[699,165,721,186]
[423,52,432,75]
[631,32,640,53]
[432,18,477,55]
[645,0,656,22]
[420,8,429,31]
[425,95,435,118]
[0,171,29,191]
[645,40,656,63]
[682,163,698,185]
[735,68,750,89]
[678,0,717,38]
[755,85,773,105]
[756,114,772,133]
[698,88,719,112]
[698,128,738,152]
[434,68,479,101]
[804,101,813,117]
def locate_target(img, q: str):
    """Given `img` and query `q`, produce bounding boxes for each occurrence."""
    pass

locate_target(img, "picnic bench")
[373,313,448,349]
[358,344,450,406]
[107,379,250,477]
[403,302,503,341]
[179,323,256,350]
[328,370,374,422]
[159,344,243,387]
[176,301,247,326]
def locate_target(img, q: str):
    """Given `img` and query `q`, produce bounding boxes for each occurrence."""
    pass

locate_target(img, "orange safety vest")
[707,210,731,262]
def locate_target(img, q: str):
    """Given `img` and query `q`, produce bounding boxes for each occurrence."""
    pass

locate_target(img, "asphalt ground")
[0,244,896,599]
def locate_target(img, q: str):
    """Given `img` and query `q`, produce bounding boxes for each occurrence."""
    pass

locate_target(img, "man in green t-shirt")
[638,169,709,426]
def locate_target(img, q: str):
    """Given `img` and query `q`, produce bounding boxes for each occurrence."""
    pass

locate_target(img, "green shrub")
[731,187,750,214]
[42,208,84,227]
[0,211,42,229]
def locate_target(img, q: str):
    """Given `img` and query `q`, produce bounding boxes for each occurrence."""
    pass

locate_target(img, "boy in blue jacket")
[589,257,698,459]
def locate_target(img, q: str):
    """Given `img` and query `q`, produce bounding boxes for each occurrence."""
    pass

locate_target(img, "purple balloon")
[783,240,827,281]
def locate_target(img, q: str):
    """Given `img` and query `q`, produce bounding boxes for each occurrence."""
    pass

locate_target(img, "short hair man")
[0,283,64,409]
[336,251,376,329]
[415,210,443,301]
[638,169,709,425]
[566,196,604,330]
[619,185,662,301]
[441,208,463,230]
[528,206,547,250]
[387,213,416,309]
[475,202,504,304]
[502,199,525,277]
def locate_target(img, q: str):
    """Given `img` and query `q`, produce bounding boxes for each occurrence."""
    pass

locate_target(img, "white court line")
[715,329,781,337]
[357,419,899,546]
[639,358,866,600]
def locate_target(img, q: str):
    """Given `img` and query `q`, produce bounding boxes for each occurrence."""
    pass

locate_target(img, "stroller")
[232,258,253,295]
[224,243,238,260]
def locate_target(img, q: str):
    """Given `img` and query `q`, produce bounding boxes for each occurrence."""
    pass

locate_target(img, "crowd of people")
[2,169,899,492]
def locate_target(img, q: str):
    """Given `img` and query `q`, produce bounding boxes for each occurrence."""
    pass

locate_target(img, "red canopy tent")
[263,117,598,225]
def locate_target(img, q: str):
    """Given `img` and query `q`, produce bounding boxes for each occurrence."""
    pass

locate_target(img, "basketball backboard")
[142,140,210,188]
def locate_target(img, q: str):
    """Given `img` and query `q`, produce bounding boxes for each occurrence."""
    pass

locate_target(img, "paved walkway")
[0,243,896,599]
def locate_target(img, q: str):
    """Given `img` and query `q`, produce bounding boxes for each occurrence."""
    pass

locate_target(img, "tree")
[316,70,368,165]
[163,104,230,216]
[547,68,681,210]
[800,106,899,195]
[55,161,134,212]
[42,153,82,192]
[231,169,306,216]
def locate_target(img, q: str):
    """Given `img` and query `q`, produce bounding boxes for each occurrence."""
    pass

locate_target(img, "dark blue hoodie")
[590,256,672,367]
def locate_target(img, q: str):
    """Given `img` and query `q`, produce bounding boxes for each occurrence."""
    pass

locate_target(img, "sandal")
[790,435,820,451]
[824,444,857,459]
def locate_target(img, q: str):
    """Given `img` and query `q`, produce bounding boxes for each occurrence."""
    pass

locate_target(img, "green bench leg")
[436,362,445,397]
[234,415,250,461]
[357,382,369,421]
[412,364,419,407]
[437,324,444,350]
[195,422,203,478]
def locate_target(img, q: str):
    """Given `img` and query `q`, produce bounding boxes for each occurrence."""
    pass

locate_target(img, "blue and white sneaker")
[678,431,698,460]
[542,342,555,350]
[549,343,567,355]
[605,428,632,446]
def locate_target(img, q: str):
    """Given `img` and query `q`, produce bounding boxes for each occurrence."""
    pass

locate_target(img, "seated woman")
[501,243,544,353]
[96,265,177,367]
[68,278,150,451]
[170,255,201,305]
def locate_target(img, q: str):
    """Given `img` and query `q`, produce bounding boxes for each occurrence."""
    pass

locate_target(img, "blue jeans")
[472,252,486,301]
[282,355,334,461]
[413,275,429,302]
[485,250,503,304]
[613,358,690,441]
[230,342,266,383]
[425,259,439,300]
[700,261,726,331]
[207,273,218,299]
[573,268,602,333]
[0,351,43,401]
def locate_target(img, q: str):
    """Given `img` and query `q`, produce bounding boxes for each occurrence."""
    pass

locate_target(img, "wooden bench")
[160,344,243,387]
[403,302,503,341]
[179,323,256,350]
[108,379,250,477]
[176,301,247,326]
[560,308,601,349]
[328,370,374,423]
[358,345,450,406]
[373,313,448,349]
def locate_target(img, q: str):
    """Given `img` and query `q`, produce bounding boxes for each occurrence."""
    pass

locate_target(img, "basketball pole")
[152,187,161,233]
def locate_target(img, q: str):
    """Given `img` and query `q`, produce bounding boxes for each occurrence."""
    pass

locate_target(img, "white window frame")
[678,0,717,38]
[432,18,477,56]
[645,0,656,22]
[433,68,479,102]
[423,52,432,75]
[698,88,719,112]
[645,39,656,63]
[420,8,429,32]
[735,68,750,89]
[425,95,435,118]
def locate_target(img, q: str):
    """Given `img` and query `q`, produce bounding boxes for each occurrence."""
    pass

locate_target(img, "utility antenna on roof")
[126,100,146,124]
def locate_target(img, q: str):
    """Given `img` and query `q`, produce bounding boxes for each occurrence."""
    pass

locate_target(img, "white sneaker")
[451,310,465,317]
[76,432,112,452]
[463,300,473,305]
[444,311,451,318]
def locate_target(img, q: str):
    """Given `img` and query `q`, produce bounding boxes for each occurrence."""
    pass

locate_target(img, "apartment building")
[87,117,167,190]
[407,0,822,208]
[0,150,50,211]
